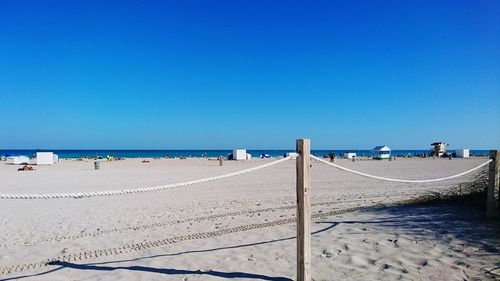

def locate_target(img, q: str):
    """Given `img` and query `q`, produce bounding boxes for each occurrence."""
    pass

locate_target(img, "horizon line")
[0,147,493,151]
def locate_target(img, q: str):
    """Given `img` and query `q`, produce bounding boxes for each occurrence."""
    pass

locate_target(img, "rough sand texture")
[0,157,498,280]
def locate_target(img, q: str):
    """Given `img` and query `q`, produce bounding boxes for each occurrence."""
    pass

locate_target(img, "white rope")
[311,155,491,183]
[0,156,294,199]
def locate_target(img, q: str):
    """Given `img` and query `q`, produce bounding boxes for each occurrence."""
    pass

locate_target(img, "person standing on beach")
[329,152,335,162]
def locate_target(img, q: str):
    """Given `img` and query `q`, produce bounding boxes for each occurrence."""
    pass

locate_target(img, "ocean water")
[0,149,491,158]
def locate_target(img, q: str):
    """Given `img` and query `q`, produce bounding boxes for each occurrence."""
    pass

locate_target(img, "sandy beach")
[0,157,498,280]
[2,0,499,280]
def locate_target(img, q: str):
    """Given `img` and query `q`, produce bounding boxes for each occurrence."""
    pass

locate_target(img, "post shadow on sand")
[2,222,339,281]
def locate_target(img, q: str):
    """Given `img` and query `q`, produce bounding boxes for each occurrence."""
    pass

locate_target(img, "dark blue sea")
[0,149,491,158]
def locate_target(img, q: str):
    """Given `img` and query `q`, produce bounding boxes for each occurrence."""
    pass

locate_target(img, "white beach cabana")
[36,152,58,165]
[372,146,391,160]
[6,156,30,165]
[455,149,469,158]
[233,149,248,160]
[344,152,356,159]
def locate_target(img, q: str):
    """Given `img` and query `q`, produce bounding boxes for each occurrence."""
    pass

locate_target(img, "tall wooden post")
[296,139,311,281]
[486,150,500,219]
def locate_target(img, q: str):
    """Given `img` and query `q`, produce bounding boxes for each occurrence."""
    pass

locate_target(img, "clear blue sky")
[0,0,498,150]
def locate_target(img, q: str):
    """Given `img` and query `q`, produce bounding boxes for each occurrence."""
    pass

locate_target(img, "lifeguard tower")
[372,146,391,160]
[430,142,448,157]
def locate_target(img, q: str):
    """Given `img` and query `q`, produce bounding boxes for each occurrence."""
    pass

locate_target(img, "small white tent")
[372,146,391,160]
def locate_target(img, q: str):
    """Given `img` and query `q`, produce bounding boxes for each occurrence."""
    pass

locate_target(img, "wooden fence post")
[296,139,311,281]
[486,150,500,219]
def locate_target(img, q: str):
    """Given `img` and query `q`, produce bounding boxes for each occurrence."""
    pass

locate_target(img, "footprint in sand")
[419,260,428,267]
[321,249,333,258]
[380,263,391,271]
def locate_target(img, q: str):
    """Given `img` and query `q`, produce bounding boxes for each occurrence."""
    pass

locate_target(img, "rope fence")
[0,155,294,199]
[311,155,492,183]
[0,154,493,199]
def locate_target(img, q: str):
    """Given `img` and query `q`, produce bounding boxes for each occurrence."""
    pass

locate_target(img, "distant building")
[372,146,391,160]
[430,142,448,157]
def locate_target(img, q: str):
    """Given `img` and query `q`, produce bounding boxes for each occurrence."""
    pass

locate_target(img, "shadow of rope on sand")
[47,261,293,281]
[1,221,339,281]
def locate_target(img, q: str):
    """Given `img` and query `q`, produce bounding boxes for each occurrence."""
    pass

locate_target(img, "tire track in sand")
[0,195,405,249]
[0,204,387,276]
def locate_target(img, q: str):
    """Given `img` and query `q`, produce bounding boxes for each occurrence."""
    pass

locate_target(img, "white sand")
[0,157,498,280]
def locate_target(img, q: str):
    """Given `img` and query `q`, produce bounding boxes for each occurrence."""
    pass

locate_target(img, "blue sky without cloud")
[0,0,498,149]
